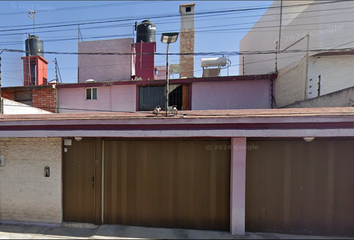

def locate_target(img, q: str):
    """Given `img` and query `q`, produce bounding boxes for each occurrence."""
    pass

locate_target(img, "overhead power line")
[0,2,158,17]
[0,5,353,46]
[0,1,345,34]
[0,2,350,39]
[0,1,351,48]
[1,17,354,47]
[3,46,354,56]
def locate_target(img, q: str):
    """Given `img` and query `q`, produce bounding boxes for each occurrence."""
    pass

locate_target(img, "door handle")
[92,177,95,188]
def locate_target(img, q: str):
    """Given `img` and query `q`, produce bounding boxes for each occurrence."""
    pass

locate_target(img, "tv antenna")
[28,10,36,35]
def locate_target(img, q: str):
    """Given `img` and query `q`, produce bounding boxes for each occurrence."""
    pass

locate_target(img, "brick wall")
[1,90,15,100]
[2,86,56,113]
[180,30,195,78]
[32,88,56,113]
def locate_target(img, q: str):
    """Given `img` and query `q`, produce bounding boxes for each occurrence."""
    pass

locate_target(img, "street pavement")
[0,223,352,239]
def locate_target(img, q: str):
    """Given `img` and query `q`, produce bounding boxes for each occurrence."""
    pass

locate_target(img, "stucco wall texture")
[78,38,134,83]
[58,84,136,113]
[275,56,307,107]
[285,86,354,108]
[0,138,62,224]
[191,80,271,110]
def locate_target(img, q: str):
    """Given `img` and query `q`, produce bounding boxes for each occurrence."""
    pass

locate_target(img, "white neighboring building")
[3,98,52,114]
[240,1,354,107]
[240,1,354,75]
[275,52,354,107]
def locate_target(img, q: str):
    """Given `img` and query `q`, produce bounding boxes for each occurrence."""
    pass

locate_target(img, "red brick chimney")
[179,3,195,78]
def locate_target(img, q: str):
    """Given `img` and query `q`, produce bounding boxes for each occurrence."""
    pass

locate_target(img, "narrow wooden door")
[63,138,96,223]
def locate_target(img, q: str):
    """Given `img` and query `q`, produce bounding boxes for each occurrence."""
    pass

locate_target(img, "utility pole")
[0,49,5,114]
[78,24,83,42]
[54,58,58,83]
[278,0,283,53]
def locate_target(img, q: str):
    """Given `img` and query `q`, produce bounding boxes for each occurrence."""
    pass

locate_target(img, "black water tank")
[25,35,44,57]
[136,20,156,43]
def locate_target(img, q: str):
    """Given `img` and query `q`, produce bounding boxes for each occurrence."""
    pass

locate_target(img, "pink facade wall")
[191,80,271,110]
[58,85,136,113]
[230,138,247,236]
[78,38,134,83]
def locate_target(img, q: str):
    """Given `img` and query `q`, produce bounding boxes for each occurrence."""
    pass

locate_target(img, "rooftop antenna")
[28,10,36,35]
[78,24,83,42]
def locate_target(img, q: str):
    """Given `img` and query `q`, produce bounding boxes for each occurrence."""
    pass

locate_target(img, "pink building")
[191,80,271,110]
[57,74,276,113]
[57,82,136,113]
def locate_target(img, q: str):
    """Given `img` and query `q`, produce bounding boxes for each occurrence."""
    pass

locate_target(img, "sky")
[0,1,272,87]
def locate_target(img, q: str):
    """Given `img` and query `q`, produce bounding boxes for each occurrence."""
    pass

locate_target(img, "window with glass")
[86,88,98,100]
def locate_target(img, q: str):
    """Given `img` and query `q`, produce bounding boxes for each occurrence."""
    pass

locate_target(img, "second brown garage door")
[103,139,230,231]
[246,139,354,237]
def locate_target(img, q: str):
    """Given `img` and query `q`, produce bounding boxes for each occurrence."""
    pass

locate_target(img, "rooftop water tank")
[201,57,227,68]
[25,35,44,57]
[136,20,156,43]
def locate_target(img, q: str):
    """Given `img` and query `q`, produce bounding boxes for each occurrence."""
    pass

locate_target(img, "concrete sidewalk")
[0,223,352,239]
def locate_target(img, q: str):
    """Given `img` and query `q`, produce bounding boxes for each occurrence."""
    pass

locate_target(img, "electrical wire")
[0,1,352,42]
[0,1,161,17]
[0,1,345,34]
[3,45,354,57]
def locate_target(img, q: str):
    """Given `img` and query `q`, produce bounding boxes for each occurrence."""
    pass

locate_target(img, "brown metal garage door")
[246,139,354,237]
[103,139,230,231]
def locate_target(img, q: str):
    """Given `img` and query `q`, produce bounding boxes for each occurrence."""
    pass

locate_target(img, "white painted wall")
[240,1,353,75]
[3,98,52,115]
[307,55,354,99]
[58,84,136,113]
[78,38,134,83]
[275,54,354,107]
[0,138,62,224]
